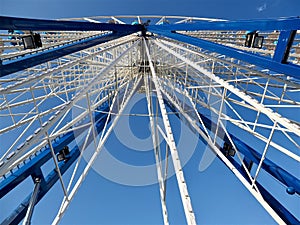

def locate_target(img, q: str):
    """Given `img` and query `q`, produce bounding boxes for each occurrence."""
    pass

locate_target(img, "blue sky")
[1,0,300,224]
[0,0,300,20]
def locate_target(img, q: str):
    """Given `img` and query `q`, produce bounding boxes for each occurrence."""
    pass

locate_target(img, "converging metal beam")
[148,17,300,32]
[0,41,139,177]
[52,76,143,225]
[0,32,135,77]
[0,16,143,32]
[52,41,142,224]
[0,36,138,94]
[160,86,287,225]
[153,39,300,136]
[148,30,300,80]
[144,38,197,225]
[163,97,300,224]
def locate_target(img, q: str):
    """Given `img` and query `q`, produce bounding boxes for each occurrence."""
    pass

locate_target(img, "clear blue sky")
[1,0,300,224]
[0,0,299,20]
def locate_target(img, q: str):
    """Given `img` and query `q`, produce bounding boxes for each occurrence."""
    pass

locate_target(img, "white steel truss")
[0,15,299,225]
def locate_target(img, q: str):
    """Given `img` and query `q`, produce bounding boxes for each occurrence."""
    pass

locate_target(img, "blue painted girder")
[198,113,300,196]
[1,145,81,225]
[0,105,109,199]
[165,98,300,196]
[0,16,144,77]
[227,152,300,225]
[273,30,297,63]
[0,16,143,32]
[148,29,300,80]
[148,17,300,32]
[0,32,132,77]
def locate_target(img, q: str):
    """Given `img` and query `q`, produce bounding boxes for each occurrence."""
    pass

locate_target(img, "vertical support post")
[273,30,297,63]
[23,178,41,225]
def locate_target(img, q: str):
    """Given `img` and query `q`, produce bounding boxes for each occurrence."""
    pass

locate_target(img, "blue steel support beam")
[254,182,300,225]
[230,135,300,196]
[273,30,297,63]
[0,32,134,77]
[0,106,109,198]
[195,113,300,196]
[148,30,300,79]
[228,154,300,225]
[0,16,143,32]
[1,145,81,225]
[148,17,300,32]
[163,99,300,194]
[0,130,75,199]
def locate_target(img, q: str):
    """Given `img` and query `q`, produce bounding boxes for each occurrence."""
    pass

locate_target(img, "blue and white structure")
[0,15,299,224]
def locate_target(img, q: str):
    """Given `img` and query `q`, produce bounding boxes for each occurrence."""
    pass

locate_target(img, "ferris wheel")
[0,15,299,224]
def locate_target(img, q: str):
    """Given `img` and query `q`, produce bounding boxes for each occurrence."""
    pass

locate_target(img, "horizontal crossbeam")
[0,32,134,77]
[0,16,144,32]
